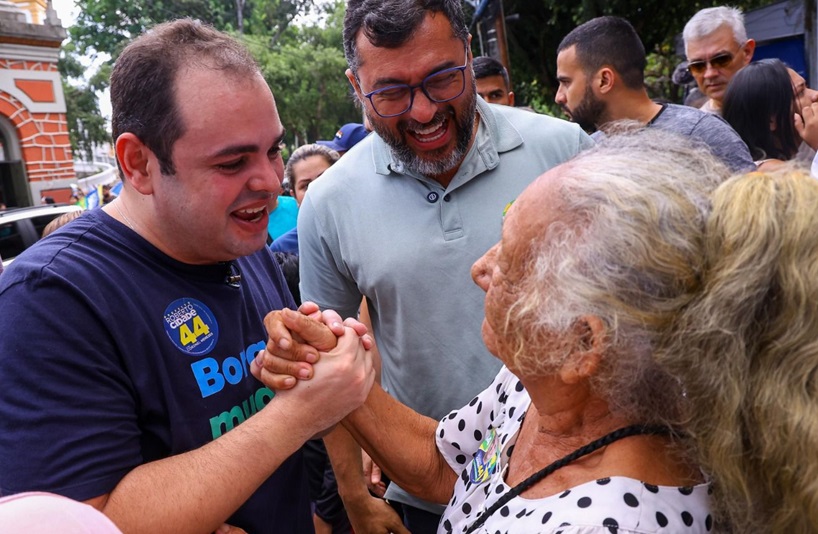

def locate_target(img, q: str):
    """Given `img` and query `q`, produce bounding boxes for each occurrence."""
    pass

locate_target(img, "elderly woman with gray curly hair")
[253,129,731,533]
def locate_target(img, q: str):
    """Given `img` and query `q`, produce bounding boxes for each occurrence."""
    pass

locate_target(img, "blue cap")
[317,123,369,152]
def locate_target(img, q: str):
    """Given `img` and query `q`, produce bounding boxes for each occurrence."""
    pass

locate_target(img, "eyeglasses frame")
[358,45,470,118]
[686,42,747,75]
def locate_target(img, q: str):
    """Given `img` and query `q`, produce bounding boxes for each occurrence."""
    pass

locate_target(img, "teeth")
[413,122,442,135]
[238,206,265,215]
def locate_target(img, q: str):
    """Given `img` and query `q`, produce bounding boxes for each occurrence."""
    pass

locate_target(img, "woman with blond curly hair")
[659,167,818,532]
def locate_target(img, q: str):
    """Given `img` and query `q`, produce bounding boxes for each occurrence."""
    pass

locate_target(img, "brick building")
[0,0,72,207]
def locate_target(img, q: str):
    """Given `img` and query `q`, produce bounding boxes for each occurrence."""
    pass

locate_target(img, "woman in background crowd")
[270,144,339,254]
[722,59,801,170]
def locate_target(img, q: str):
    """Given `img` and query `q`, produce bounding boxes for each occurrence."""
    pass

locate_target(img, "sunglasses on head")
[687,52,735,75]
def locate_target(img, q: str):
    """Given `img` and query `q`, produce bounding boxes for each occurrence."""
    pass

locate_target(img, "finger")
[362,451,373,478]
[370,462,382,486]
[321,309,346,336]
[385,518,411,534]
[251,354,306,389]
[342,317,369,337]
[796,112,806,131]
[255,349,315,381]
[361,334,374,351]
[298,301,321,316]
[281,308,338,351]
[216,524,248,534]
[263,310,295,352]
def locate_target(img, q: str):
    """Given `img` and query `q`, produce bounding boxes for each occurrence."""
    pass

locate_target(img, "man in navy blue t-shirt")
[0,19,374,534]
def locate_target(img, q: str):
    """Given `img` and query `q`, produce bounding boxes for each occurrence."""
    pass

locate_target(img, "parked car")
[0,204,84,269]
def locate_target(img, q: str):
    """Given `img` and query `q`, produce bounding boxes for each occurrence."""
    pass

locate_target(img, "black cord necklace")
[463,424,670,534]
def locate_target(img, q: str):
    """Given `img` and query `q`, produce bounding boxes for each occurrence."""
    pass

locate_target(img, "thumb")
[371,461,382,485]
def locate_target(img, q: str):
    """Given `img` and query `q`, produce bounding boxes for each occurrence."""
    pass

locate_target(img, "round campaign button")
[162,298,220,356]
[426,192,439,203]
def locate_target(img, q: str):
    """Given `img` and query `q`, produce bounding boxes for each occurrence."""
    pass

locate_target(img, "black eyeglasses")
[687,48,741,75]
[360,47,469,118]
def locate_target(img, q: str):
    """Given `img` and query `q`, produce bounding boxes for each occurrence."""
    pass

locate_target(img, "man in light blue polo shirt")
[298,1,592,531]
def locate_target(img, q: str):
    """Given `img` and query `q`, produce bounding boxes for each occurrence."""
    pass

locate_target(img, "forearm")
[96,397,314,534]
[323,425,370,501]
[342,385,456,504]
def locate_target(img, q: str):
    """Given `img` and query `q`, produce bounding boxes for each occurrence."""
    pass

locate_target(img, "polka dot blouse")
[435,367,712,533]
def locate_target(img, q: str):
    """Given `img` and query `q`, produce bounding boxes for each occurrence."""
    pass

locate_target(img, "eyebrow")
[208,131,286,159]
[688,50,733,62]
[371,57,461,88]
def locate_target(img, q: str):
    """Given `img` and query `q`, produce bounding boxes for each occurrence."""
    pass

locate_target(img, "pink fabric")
[0,492,122,533]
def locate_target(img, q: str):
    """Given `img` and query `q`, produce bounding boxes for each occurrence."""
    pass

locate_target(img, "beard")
[367,82,477,177]
[563,84,605,133]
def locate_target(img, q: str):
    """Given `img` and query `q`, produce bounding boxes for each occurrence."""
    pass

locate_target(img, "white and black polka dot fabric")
[434,367,712,533]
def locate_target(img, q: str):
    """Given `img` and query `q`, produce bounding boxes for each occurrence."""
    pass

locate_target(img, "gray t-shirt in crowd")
[592,103,754,174]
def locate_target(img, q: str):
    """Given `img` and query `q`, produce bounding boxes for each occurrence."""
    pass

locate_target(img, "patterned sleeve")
[435,366,520,473]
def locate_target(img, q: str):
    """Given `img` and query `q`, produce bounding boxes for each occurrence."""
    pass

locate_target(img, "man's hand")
[254,326,376,433]
[362,450,387,498]
[344,494,410,534]
[795,103,818,151]
[216,524,248,534]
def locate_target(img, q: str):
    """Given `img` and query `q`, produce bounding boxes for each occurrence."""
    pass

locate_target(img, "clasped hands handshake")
[249,302,377,435]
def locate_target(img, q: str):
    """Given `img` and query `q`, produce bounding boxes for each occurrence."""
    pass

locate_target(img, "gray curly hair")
[502,127,731,425]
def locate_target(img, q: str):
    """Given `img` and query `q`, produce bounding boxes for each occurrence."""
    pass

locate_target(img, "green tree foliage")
[62,0,357,158]
[64,0,778,155]
[250,1,360,145]
[59,44,109,161]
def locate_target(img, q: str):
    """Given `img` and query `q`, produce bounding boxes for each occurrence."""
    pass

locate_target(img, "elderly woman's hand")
[253,325,377,437]
[255,303,373,390]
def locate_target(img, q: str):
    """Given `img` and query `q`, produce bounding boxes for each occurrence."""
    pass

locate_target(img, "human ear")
[598,68,615,95]
[559,316,606,384]
[115,133,156,195]
[743,39,756,64]
[346,69,364,102]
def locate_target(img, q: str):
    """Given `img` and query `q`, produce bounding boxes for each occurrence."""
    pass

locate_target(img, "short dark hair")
[723,59,800,162]
[558,16,646,90]
[111,18,260,176]
[473,56,509,88]
[343,0,468,74]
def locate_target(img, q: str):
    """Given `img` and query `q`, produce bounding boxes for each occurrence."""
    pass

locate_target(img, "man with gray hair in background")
[683,6,755,115]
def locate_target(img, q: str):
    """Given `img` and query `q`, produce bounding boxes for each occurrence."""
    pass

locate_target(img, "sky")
[49,0,114,122]
[51,0,77,27]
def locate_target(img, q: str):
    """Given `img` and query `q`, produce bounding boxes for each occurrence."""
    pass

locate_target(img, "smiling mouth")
[234,205,266,223]
[407,117,448,143]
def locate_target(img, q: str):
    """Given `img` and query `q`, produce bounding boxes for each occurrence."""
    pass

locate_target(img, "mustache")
[398,111,449,134]
[229,192,276,210]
